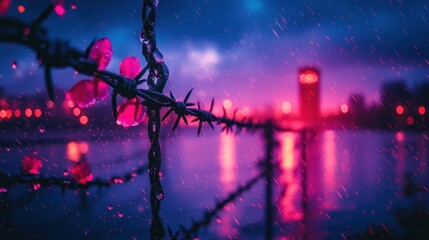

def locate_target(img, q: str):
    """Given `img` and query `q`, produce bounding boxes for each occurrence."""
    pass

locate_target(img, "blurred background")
[1,0,429,239]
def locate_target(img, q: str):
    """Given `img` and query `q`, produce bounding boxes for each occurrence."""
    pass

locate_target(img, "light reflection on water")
[217,132,238,238]
[1,130,429,239]
[279,132,302,222]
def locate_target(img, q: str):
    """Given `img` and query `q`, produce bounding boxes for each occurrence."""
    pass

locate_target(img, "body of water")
[0,128,428,239]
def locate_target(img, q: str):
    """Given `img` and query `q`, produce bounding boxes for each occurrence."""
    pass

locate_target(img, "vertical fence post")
[263,120,275,240]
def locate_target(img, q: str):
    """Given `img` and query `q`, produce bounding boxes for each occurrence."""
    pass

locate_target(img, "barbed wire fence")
[0,1,310,239]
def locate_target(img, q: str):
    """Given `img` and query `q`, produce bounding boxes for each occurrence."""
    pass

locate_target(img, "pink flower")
[22,155,43,175]
[116,57,145,127]
[66,38,112,108]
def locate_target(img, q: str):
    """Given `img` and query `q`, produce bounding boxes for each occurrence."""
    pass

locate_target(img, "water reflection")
[217,132,238,238]
[394,132,406,187]
[66,141,89,162]
[323,130,337,210]
[279,132,303,221]
[220,132,236,188]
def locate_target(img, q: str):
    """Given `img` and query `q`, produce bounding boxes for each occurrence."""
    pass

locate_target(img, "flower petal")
[120,57,141,79]
[116,99,146,127]
[66,80,96,108]
[89,38,112,71]
[93,78,109,101]
[22,155,43,175]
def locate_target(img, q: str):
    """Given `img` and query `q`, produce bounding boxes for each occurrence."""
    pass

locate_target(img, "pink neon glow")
[22,155,43,175]
[299,71,319,84]
[0,0,11,15]
[71,159,93,184]
[396,105,404,115]
[418,106,426,115]
[54,5,66,16]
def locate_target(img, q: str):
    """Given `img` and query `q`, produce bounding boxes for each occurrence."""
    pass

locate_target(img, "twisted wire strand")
[169,171,266,239]
[140,1,168,239]
[0,164,148,191]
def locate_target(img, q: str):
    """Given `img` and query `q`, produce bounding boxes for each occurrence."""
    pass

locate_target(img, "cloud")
[170,45,222,81]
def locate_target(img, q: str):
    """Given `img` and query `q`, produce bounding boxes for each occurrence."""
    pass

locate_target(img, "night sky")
[1,0,429,112]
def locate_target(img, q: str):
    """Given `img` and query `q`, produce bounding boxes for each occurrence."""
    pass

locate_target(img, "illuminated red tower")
[298,67,320,121]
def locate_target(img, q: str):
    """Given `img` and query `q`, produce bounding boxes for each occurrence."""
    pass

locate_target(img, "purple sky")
[1,0,428,112]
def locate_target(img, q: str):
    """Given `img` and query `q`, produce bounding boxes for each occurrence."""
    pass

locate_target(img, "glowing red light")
[396,105,404,115]
[0,110,6,118]
[407,116,414,125]
[340,104,349,114]
[71,160,93,184]
[22,155,43,175]
[72,107,81,116]
[34,108,42,118]
[46,100,55,108]
[396,132,405,142]
[14,109,21,117]
[299,70,319,84]
[24,108,32,117]
[223,99,232,109]
[17,5,25,13]
[54,5,66,16]
[0,0,11,15]
[5,109,12,118]
[282,101,292,114]
[79,115,88,125]
[66,100,75,108]
[418,106,426,115]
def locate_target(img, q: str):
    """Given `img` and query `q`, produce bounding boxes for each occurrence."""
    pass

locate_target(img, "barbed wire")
[0,163,148,191]
[168,171,266,240]
[0,4,297,135]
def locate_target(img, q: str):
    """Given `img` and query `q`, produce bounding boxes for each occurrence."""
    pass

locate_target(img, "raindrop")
[37,126,46,133]
[156,193,164,200]
[11,60,17,69]
[54,4,66,16]
[107,205,113,210]
[6,147,10,152]
[117,211,124,218]
[0,188,8,193]
[63,169,69,176]
[70,3,77,10]
[33,183,41,190]
[153,50,164,64]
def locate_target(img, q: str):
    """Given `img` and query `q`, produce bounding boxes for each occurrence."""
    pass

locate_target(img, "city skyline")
[0,0,428,112]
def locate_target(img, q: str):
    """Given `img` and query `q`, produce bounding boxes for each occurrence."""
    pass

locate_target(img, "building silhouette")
[298,67,320,121]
